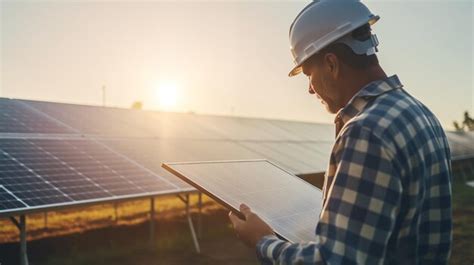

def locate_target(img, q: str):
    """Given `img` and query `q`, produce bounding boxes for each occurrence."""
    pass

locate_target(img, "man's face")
[302,57,341,114]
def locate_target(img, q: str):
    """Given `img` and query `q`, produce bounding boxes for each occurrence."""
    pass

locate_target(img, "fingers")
[240,203,252,219]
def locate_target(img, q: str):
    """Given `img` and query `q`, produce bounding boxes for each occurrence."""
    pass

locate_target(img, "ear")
[324,53,339,79]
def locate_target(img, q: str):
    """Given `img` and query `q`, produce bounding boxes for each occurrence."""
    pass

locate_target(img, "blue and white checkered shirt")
[256,75,452,264]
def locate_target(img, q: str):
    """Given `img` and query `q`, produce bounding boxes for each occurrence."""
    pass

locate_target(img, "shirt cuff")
[256,234,288,263]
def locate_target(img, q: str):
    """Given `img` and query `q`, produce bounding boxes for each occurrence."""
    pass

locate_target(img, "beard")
[315,93,338,114]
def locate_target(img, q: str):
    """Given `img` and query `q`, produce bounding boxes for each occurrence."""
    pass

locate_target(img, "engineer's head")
[288,0,380,113]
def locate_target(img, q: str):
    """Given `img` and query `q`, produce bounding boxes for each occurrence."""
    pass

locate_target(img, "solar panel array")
[1,97,472,216]
[0,138,178,211]
[445,131,474,160]
[0,100,73,134]
[0,98,337,217]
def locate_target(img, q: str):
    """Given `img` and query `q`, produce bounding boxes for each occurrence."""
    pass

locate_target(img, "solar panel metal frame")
[162,159,323,243]
[0,186,194,218]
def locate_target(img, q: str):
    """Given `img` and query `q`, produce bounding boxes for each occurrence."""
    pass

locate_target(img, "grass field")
[1,177,473,265]
[1,206,258,265]
[0,194,207,243]
[450,178,474,265]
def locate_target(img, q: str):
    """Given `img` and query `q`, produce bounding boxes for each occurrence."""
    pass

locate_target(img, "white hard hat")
[288,0,380,77]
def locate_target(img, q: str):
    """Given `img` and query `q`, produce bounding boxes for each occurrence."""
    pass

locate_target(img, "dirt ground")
[0,208,259,265]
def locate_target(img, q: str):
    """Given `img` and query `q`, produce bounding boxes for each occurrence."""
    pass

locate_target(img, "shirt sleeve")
[256,124,403,264]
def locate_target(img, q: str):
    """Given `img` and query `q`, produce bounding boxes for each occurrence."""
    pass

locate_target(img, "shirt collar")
[334,75,403,136]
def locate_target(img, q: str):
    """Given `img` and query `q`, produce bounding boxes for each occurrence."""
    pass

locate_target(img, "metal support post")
[149,197,155,246]
[9,216,29,265]
[19,215,29,265]
[177,194,186,203]
[198,192,203,238]
[186,194,201,253]
[10,216,19,228]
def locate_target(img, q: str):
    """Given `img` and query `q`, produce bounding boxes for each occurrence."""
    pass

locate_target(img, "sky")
[0,0,472,130]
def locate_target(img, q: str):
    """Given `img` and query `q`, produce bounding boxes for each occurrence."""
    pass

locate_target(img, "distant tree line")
[453,111,474,131]
[131,101,143,110]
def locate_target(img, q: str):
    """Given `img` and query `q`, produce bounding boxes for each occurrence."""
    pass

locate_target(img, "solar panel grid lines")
[139,111,226,140]
[101,138,292,189]
[0,144,74,207]
[192,115,305,141]
[270,142,327,168]
[302,141,334,156]
[268,120,335,142]
[43,138,180,195]
[171,139,262,162]
[0,186,28,211]
[0,133,84,140]
[34,139,127,198]
[14,99,82,134]
[1,139,95,200]
[0,137,186,216]
[21,100,154,137]
[163,160,323,243]
[82,138,181,192]
[99,139,195,189]
[0,99,73,134]
[8,98,184,195]
[237,141,320,174]
[231,119,304,141]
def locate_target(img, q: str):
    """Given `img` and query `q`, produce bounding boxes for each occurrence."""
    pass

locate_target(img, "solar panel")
[0,186,27,211]
[0,98,73,134]
[0,138,180,215]
[138,112,226,140]
[19,98,337,142]
[238,141,329,174]
[446,132,474,160]
[194,115,305,141]
[162,160,323,243]
[48,139,177,194]
[22,100,153,137]
[467,181,474,188]
[102,139,264,189]
[0,145,74,208]
[22,100,225,139]
[269,120,335,142]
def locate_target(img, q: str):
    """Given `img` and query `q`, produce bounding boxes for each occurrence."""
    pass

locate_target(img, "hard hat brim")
[288,65,303,77]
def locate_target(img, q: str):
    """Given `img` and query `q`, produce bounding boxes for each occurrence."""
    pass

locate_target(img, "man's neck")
[340,65,387,108]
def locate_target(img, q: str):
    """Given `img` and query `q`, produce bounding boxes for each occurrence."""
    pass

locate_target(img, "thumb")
[228,211,243,227]
[240,203,252,219]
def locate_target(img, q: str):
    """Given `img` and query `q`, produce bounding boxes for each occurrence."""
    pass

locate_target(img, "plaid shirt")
[257,75,452,264]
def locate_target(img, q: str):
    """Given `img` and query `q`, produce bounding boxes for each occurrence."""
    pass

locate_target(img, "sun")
[156,82,178,110]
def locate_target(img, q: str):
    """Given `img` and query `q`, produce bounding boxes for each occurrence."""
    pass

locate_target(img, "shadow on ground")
[0,208,259,265]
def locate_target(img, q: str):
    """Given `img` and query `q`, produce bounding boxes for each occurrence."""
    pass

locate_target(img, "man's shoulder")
[343,89,446,150]
[353,89,436,130]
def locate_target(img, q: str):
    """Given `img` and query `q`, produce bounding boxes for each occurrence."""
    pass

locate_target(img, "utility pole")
[102,85,106,107]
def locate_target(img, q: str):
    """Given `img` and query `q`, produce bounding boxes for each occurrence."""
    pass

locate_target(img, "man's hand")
[228,203,275,248]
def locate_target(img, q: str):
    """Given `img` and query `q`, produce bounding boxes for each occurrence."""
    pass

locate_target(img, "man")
[229,0,453,264]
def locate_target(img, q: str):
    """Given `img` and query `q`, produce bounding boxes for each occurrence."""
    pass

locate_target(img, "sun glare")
[156,82,178,110]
